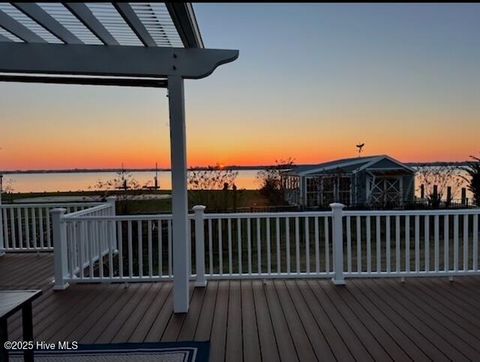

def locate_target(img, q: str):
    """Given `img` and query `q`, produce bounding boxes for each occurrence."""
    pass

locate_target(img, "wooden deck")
[1,253,480,361]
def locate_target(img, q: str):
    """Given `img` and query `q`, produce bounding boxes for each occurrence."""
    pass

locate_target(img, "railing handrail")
[0,202,102,209]
[343,208,480,217]
[203,211,333,219]
[64,214,174,222]
[64,203,113,218]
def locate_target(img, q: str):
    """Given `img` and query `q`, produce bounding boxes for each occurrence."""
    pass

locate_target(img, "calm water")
[2,170,262,193]
[1,168,473,200]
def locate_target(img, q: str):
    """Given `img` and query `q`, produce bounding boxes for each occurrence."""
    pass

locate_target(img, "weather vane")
[356,142,365,157]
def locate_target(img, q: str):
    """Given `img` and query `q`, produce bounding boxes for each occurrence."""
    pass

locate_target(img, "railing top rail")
[64,203,112,218]
[0,202,103,209]
[64,214,174,222]
[203,211,333,219]
[343,208,480,217]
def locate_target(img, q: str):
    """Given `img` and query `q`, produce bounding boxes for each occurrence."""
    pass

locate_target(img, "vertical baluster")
[208,219,213,275]
[346,216,352,273]
[25,208,30,249]
[386,216,391,273]
[228,218,232,275]
[247,218,252,275]
[10,208,15,249]
[425,215,430,272]
[286,217,290,274]
[395,216,400,273]
[46,208,51,248]
[168,220,172,277]
[325,217,330,272]
[295,217,300,273]
[257,218,262,274]
[444,215,449,272]
[376,216,381,272]
[434,215,439,272]
[148,220,153,277]
[39,208,44,249]
[218,219,223,276]
[415,215,420,272]
[68,223,75,279]
[473,214,478,271]
[31,208,37,249]
[305,217,310,274]
[463,214,469,271]
[108,220,114,279]
[17,208,23,248]
[158,220,162,277]
[79,221,85,279]
[138,220,143,277]
[88,221,94,278]
[237,218,242,275]
[357,216,362,273]
[127,220,133,278]
[267,218,271,275]
[405,216,410,273]
[366,216,371,273]
[276,217,280,274]
[98,221,104,279]
[0,208,7,249]
[315,216,320,273]
[454,215,459,272]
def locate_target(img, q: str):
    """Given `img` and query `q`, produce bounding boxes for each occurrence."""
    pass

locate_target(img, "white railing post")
[106,196,118,251]
[330,203,346,285]
[193,205,207,287]
[51,208,69,290]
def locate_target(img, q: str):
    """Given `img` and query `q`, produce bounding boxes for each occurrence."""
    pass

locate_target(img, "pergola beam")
[0,9,46,43]
[166,3,203,48]
[113,3,156,47]
[12,3,83,44]
[0,74,167,88]
[0,42,238,79]
[0,34,12,42]
[63,3,119,45]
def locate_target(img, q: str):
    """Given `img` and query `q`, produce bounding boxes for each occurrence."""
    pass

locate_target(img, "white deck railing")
[48,203,480,289]
[0,201,103,252]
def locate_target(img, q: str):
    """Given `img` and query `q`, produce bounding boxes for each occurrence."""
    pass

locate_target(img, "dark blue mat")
[9,341,210,361]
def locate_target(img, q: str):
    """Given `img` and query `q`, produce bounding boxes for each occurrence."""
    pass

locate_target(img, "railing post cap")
[106,196,117,202]
[329,203,345,209]
[192,205,206,212]
[50,208,67,214]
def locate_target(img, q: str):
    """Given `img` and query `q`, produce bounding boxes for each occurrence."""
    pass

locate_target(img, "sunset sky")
[1,3,480,170]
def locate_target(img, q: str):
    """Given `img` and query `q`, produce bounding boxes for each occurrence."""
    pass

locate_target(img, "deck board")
[1,253,480,361]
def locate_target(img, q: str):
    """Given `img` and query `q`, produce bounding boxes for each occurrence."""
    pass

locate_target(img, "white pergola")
[0,2,238,313]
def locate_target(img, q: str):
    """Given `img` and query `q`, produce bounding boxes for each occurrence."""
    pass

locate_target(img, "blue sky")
[1,3,479,170]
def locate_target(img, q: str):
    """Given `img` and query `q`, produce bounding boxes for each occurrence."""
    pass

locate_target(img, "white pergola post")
[168,75,190,313]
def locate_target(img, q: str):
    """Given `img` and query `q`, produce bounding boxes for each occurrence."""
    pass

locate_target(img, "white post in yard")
[330,203,346,285]
[51,208,69,290]
[168,75,190,313]
[106,196,118,251]
[193,205,207,287]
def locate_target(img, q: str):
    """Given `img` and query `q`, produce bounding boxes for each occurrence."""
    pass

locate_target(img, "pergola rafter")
[0,2,238,313]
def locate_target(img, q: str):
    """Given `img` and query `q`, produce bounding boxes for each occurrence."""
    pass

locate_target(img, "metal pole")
[168,75,189,313]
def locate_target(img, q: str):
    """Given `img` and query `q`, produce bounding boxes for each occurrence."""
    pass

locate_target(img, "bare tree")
[188,164,240,212]
[257,158,295,206]
[416,165,466,208]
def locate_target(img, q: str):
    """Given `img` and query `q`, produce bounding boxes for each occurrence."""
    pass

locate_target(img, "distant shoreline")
[0,161,471,174]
